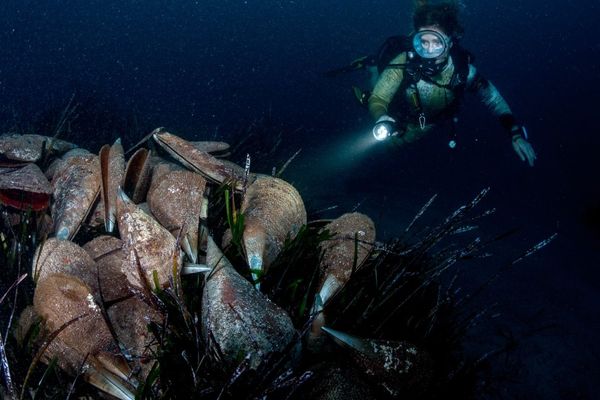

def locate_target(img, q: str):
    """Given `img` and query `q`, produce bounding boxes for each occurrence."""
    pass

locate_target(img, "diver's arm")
[466,65,515,127]
[467,65,537,166]
[368,53,407,120]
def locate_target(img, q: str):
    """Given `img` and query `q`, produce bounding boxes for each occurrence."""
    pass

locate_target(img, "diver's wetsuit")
[368,52,515,144]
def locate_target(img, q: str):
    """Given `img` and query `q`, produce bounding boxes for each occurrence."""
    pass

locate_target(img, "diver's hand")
[512,134,537,167]
[375,114,396,125]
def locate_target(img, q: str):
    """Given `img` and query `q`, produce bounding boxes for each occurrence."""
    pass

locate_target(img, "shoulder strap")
[376,35,412,74]
[448,44,473,91]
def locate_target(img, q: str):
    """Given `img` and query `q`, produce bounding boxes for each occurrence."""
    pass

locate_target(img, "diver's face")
[418,26,452,63]
[419,32,444,55]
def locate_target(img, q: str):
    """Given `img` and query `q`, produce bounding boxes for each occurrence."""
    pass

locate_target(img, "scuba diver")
[328,1,537,166]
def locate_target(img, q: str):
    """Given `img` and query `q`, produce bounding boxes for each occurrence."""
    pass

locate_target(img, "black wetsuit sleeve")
[466,65,519,135]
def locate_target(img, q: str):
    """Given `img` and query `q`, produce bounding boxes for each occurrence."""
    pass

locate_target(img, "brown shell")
[14,306,40,347]
[152,128,246,190]
[323,328,433,397]
[51,154,101,240]
[33,273,133,397]
[220,159,257,184]
[190,140,230,154]
[201,236,297,370]
[148,170,206,262]
[0,133,77,164]
[296,361,376,400]
[100,140,125,233]
[107,296,163,379]
[241,175,307,275]
[33,273,115,371]
[116,189,182,291]
[87,197,105,228]
[147,156,185,201]
[122,148,152,204]
[316,213,376,304]
[44,148,91,180]
[82,236,131,303]
[32,238,101,297]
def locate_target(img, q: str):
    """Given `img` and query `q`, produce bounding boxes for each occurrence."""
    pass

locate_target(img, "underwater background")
[1,0,599,398]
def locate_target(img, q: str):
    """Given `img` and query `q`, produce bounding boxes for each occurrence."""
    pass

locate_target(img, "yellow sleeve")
[368,52,407,120]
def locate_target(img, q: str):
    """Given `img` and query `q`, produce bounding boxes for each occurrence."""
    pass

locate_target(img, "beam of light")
[302,128,382,176]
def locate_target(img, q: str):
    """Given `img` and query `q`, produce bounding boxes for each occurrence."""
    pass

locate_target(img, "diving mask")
[412,30,451,59]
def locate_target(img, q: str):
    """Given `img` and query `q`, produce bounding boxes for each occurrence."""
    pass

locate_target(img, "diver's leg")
[367,66,379,89]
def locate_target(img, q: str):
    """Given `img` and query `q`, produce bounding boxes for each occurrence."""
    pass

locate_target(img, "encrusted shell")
[116,189,182,292]
[241,175,307,278]
[202,236,298,370]
[51,154,101,240]
[148,170,206,262]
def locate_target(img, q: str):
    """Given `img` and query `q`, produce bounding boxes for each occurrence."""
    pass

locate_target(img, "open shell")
[152,128,247,190]
[0,163,52,211]
[99,139,125,233]
[122,148,152,204]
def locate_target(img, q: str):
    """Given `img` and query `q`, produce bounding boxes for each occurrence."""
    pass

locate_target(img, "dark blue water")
[2,1,599,398]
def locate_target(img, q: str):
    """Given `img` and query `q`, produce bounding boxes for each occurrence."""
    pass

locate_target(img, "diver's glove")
[372,115,398,141]
[511,125,537,167]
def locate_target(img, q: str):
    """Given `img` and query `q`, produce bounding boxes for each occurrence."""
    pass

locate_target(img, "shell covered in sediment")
[83,236,131,303]
[297,361,377,400]
[190,140,230,154]
[322,327,433,397]
[100,139,126,233]
[45,148,91,180]
[116,189,182,291]
[147,156,185,201]
[152,128,246,189]
[33,238,101,298]
[309,214,376,347]
[148,170,206,262]
[317,213,376,305]
[220,159,256,182]
[33,273,118,372]
[14,305,39,348]
[51,153,101,240]
[87,197,106,228]
[33,273,134,399]
[201,236,297,370]
[0,133,77,164]
[0,163,52,211]
[241,175,307,274]
[107,296,163,379]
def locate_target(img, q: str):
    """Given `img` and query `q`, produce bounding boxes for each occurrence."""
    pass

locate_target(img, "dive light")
[372,114,399,141]
[372,121,394,141]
